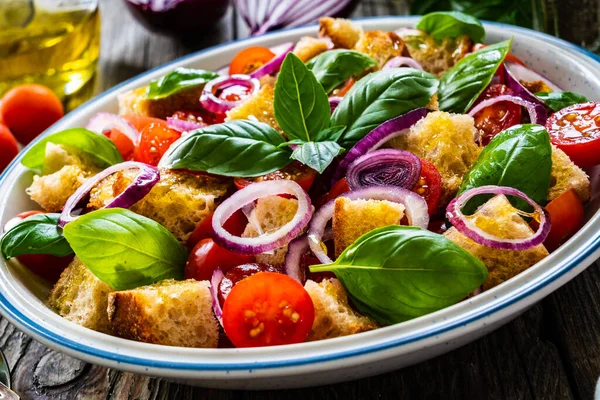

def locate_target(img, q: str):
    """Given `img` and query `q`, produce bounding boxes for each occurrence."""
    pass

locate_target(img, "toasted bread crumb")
[549,146,590,202]
[353,31,406,70]
[225,84,282,133]
[319,17,363,49]
[293,36,329,62]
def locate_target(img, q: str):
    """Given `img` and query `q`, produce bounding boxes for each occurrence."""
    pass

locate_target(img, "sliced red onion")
[468,94,547,126]
[58,162,160,228]
[332,108,430,185]
[200,74,260,114]
[210,268,224,327]
[346,149,421,190]
[383,56,423,71]
[249,42,294,79]
[505,62,562,92]
[308,186,429,264]
[166,116,205,133]
[86,113,140,144]
[284,235,308,284]
[446,185,551,250]
[504,62,558,121]
[329,96,342,113]
[212,180,313,255]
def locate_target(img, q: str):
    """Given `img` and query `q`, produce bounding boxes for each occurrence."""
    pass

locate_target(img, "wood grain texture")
[1,0,598,398]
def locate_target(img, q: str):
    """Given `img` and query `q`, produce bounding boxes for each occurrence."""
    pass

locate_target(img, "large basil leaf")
[146,68,219,100]
[274,53,331,142]
[63,208,187,290]
[159,120,292,177]
[417,11,485,42]
[331,68,439,148]
[459,124,552,213]
[290,141,343,174]
[306,50,377,94]
[535,91,588,112]
[1,213,73,259]
[310,226,487,325]
[438,40,510,113]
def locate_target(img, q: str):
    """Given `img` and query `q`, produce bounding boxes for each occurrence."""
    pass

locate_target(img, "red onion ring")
[166,116,206,133]
[58,162,160,228]
[249,42,294,79]
[332,108,430,185]
[468,94,547,125]
[329,96,342,114]
[210,268,224,327]
[346,149,421,190]
[308,186,429,264]
[505,62,562,92]
[200,74,260,114]
[284,235,309,284]
[86,113,140,144]
[446,185,551,250]
[504,62,556,122]
[383,56,424,71]
[212,180,313,255]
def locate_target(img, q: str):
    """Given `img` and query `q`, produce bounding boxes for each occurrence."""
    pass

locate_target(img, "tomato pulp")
[412,159,442,215]
[472,84,522,145]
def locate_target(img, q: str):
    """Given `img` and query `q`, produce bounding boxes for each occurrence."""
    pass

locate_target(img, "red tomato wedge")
[542,189,584,251]
[234,163,317,193]
[326,177,351,202]
[186,209,248,250]
[473,84,523,145]
[184,238,254,281]
[546,102,600,168]
[0,124,19,171]
[229,46,275,75]
[104,129,134,160]
[127,117,181,166]
[223,272,315,347]
[412,159,442,215]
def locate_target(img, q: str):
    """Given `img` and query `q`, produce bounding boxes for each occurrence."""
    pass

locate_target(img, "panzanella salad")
[2,12,597,349]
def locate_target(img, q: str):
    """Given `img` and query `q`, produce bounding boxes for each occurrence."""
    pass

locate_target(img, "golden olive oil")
[0,0,100,109]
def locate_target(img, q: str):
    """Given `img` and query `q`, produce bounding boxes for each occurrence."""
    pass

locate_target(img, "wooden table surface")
[2,0,599,398]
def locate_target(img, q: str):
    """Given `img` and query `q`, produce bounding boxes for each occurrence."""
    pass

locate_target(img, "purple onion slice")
[468,94,548,126]
[329,96,342,114]
[346,149,421,190]
[200,74,260,114]
[504,62,558,121]
[249,42,294,79]
[166,116,206,133]
[210,268,225,327]
[284,235,309,284]
[383,56,423,71]
[86,113,140,144]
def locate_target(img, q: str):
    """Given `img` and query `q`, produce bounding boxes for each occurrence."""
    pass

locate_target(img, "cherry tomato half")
[129,117,181,166]
[184,238,254,281]
[542,189,584,252]
[473,84,522,145]
[223,272,315,347]
[0,124,19,171]
[186,209,248,250]
[229,46,276,75]
[104,129,134,160]
[234,162,317,193]
[412,159,442,215]
[546,102,600,168]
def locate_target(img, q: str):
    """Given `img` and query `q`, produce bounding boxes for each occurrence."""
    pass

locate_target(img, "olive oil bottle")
[0,0,100,109]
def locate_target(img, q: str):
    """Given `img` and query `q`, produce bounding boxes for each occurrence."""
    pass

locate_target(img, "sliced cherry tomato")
[184,238,254,281]
[472,43,526,66]
[222,272,315,347]
[186,209,248,250]
[218,263,283,306]
[0,84,64,145]
[104,129,134,160]
[131,118,181,166]
[546,102,600,168]
[412,159,442,215]
[326,178,351,202]
[541,189,584,252]
[229,46,276,75]
[0,124,19,171]
[336,77,355,97]
[473,84,522,145]
[234,162,317,193]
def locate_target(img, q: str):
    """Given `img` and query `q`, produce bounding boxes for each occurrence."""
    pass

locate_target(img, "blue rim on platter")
[0,16,598,371]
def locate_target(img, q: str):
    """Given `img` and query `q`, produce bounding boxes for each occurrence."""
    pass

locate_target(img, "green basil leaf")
[417,11,485,42]
[290,141,343,174]
[274,53,331,142]
[535,91,589,112]
[159,120,292,177]
[313,125,346,142]
[146,68,220,100]
[458,124,552,213]
[63,208,187,290]
[277,139,306,148]
[21,128,123,172]
[1,214,73,259]
[438,39,511,113]
[306,50,378,94]
[310,225,487,325]
[331,68,439,149]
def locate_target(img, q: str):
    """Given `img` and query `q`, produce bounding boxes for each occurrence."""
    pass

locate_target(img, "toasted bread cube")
[225,85,282,133]
[549,146,590,202]
[305,278,378,341]
[47,258,113,334]
[88,169,232,242]
[117,85,206,119]
[444,195,549,290]
[319,17,363,49]
[353,31,406,70]
[400,32,472,76]
[388,111,481,209]
[107,279,218,348]
[293,36,329,62]
[333,198,405,257]
[242,196,299,265]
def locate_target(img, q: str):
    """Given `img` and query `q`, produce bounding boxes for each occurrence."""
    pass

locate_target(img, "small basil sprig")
[63,208,187,290]
[438,39,511,113]
[306,50,377,94]
[21,128,123,172]
[310,226,487,325]
[146,68,220,100]
[1,213,73,259]
[535,91,588,112]
[459,124,552,213]
[417,11,485,43]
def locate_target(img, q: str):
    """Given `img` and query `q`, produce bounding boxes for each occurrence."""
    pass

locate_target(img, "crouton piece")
[117,85,206,119]
[225,84,282,133]
[520,80,554,94]
[108,279,218,348]
[333,198,405,257]
[47,258,113,334]
[400,31,472,76]
[444,195,549,290]
[242,196,299,265]
[88,169,232,242]
[293,36,329,62]
[305,278,378,341]
[549,146,590,202]
[388,111,481,208]
[353,31,406,70]
[319,17,363,49]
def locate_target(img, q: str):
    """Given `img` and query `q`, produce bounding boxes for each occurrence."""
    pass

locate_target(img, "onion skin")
[346,149,421,191]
